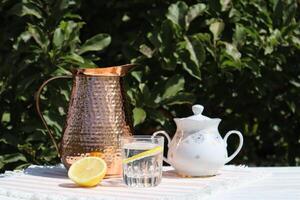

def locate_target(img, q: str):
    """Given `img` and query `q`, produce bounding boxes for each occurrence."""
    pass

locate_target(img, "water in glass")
[122,137,163,187]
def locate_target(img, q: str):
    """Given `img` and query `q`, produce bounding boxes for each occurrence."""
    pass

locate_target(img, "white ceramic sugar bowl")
[153,105,243,176]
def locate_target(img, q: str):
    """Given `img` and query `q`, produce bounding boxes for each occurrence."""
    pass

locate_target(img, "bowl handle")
[152,131,171,165]
[224,130,244,164]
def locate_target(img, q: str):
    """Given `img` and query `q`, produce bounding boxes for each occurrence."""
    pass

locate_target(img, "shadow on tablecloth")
[24,165,69,179]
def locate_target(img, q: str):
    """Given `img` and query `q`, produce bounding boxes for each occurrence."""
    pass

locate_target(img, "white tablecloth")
[0,165,278,200]
[211,167,300,200]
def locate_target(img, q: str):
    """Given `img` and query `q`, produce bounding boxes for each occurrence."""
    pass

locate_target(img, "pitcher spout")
[75,63,137,77]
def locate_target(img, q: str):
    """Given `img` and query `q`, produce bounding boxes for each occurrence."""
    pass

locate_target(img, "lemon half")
[68,157,107,187]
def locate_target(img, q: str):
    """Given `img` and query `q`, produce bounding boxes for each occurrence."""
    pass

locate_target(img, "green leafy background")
[0,0,299,172]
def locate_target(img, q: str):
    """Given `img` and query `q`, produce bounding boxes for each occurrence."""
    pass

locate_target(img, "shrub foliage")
[0,0,299,171]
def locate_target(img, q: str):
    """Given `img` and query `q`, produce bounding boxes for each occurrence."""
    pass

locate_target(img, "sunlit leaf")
[162,74,185,100]
[53,28,64,49]
[133,107,146,126]
[9,3,43,19]
[78,34,111,55]
[209,20,225,41]
[224,42,241,61]
[186,3,206,29]
[166,1,188,28]
[139,44,154,58]
[220,0,231,11]
[131,71,143,82]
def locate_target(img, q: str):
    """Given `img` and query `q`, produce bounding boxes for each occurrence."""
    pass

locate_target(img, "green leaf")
[221,59,241,69]
[127,88,140,106]
[139,44,154,58]
[186,3,206,29]
[53,28,64,49]
[78,34,111,55]
[208,0,222,12]
[289,80,300,88]
[264,29,281,55]
[0,133,20,146]
[81,59,98,68]
[147,32,160,48]
[13,31,32,50]
[234,24,247,45]
[192,33,211,42]
[166,1,188,28]
[1,112,10,122]
[15,163,31,170]
[291,36,300,48]
[162,92,196,105]
[159,20,180,48]
[28,24,49,51]
[209,20,225,41]
[148,110,166,126]
[272,0,283,27]
[0,153,27,164]
[43,114,63,132]
[283,1,297,27]
[220,0,231,11]
[138,83,157,107]
[186,36,206,67]
[62,53,85,64]
[228,7,242,23]
[224,42,241,61]
[133,107,146,126]
[0,161,4,169]
[56,0,77,10]
[287,101,296,114]
[9,3,42,19]
[139,83,151,101]
[177,36,205,80]
[159,20,179,70]
[58,20,84,45]
[162,74,185,100]
[131,71,143,82]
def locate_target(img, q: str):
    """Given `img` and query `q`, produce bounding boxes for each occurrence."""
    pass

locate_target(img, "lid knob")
[192,105,204,115]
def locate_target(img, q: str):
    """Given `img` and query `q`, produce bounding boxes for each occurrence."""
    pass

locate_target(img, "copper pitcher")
[36,64,135,177]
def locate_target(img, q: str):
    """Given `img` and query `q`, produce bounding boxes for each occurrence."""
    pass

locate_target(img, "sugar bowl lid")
[186,105,211,121]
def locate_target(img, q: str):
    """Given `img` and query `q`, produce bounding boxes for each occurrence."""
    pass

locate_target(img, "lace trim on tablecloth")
[0,164,65,178]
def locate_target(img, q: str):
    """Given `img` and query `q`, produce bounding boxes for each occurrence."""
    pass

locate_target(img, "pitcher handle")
[35,75,72,156]
[152,131,171,165]
[224,130,244,164]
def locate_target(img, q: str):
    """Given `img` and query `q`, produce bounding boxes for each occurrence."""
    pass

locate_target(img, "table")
[210,167,300,200]
[0,166,299,200]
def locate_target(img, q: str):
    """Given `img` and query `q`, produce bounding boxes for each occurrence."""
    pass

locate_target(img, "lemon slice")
[68,157,107,187]
[122,146,163,164]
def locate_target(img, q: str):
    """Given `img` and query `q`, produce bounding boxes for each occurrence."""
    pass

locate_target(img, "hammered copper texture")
[60,75,133,177]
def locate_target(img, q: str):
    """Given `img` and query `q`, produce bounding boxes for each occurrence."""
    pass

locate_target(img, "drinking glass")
[121,135,164,187]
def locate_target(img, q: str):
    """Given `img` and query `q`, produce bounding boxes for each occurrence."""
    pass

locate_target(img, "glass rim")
[121,135,164,140]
